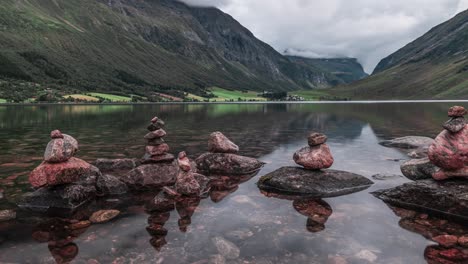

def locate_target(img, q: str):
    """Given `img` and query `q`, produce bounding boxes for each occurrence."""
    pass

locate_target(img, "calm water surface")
[0,102,466,263]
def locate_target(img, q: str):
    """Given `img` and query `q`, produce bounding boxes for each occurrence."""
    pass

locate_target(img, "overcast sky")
[181,0,468,73]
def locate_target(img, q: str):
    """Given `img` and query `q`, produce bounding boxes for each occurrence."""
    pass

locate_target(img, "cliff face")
[0,0,354,98]
[331,9,468,99]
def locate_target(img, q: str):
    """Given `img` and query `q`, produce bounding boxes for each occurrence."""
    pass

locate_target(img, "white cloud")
[181,0,467,73]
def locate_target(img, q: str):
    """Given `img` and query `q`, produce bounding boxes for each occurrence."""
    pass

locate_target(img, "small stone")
[443,117,466,133]
[308,132,327,146]
[208,132,239,154]
[70,220,91,230]
[212,236,240,260]
[178,151,192,172]
[448,106,467,117]
[151,116,159,123]
[146,144,170,156]
[433,235,459,247]
[50,130,64,139]
[44,134,79,163]
[147,138,166,146]
[293,144,334,170]
[141,153,175,164]
[354,250,378,263]
[144,129,167,140]
[89,210,120,224]
[147,119,165,131]
[0,210,16,222]
[458,236,468,247]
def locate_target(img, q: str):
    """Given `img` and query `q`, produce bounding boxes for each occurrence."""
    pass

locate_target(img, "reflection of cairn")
[293,199,332,233]
[293,132,334,170]
[428,106,468,180]
[146,211,170,251]
[23,130,101,211]
[142,117,175,164]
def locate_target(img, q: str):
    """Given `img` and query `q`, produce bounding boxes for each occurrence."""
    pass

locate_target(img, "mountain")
[0,0,362,101]
[286,56,368,85]
[331,9,468,99]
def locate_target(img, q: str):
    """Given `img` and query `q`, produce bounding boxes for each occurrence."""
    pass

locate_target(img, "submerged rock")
[0,210,16,222]
[400,158,438,181]
[373,179,468,222]
[29,157,101,188]
[18,183,97,213]
[89,209,120,223]
[196,153,264,175]
[257,167,373,198]
[123,162,178,189]
[212,236,240,260]
[379,136,434,149]
[208,132,239,154]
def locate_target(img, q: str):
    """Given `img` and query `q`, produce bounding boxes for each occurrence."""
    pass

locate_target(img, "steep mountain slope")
[0,0,353,101]
[286,56,368,85]
[331,9,468,99]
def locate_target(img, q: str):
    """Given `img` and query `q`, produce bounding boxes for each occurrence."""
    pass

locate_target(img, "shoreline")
[0,100,468,106]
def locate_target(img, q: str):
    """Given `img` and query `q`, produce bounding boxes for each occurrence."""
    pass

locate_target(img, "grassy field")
[88,93,132,102]
[0,98,6,103]
[290,90,330,100]
[210,87,266,101]
[64,94,100,102]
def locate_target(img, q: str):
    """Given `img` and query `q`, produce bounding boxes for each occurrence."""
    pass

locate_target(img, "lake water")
[0,102,466,263]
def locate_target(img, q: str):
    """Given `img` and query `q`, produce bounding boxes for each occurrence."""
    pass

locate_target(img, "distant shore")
[1,100,468,106]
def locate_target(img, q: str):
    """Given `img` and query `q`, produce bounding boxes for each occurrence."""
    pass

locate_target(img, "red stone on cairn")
[293,132,334,170]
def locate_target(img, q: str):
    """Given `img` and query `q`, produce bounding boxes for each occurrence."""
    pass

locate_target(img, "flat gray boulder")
[196,153,265,175]
[257,167,373,198]
[373,179,468,222]
[379,136,434,149]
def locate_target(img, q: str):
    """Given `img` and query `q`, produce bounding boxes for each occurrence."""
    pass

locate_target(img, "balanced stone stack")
[428,106,468,180]
[293,132,334,170]
[196,132,264,175]
[175,151,201,196]
[22,130,101,212]
[142,116,175,164]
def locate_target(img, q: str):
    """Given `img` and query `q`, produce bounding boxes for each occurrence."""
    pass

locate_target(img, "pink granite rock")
[146,144,170,156]
[293,144,334,170]
[177,152,192,172]
[50,130,64,139]
[29,157,100,188]
[144,129,167,140]
[428,124,468,171]
[208,132,239,154]
[44,134,78,163]
[448,106,467,118]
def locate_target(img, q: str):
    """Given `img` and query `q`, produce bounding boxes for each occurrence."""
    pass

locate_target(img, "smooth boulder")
[257,167,373,198]
[373,179,468,222]
[196,153,264,175]
[428,124,468,171]
[208,132,239,154]
[293,144,334,170]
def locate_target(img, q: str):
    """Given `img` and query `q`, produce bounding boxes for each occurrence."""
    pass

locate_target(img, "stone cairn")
[142,116,175,164]
[428,106,468,180]
[24,130,101,211]
[293,132,334,170]
[175,151,201,196]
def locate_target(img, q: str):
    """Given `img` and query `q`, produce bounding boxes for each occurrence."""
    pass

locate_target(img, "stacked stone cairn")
[428,106,468,180]
[142,116,175,164]
[293,132,334,170]
[195,132,265,175]
[23,130,101,211]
